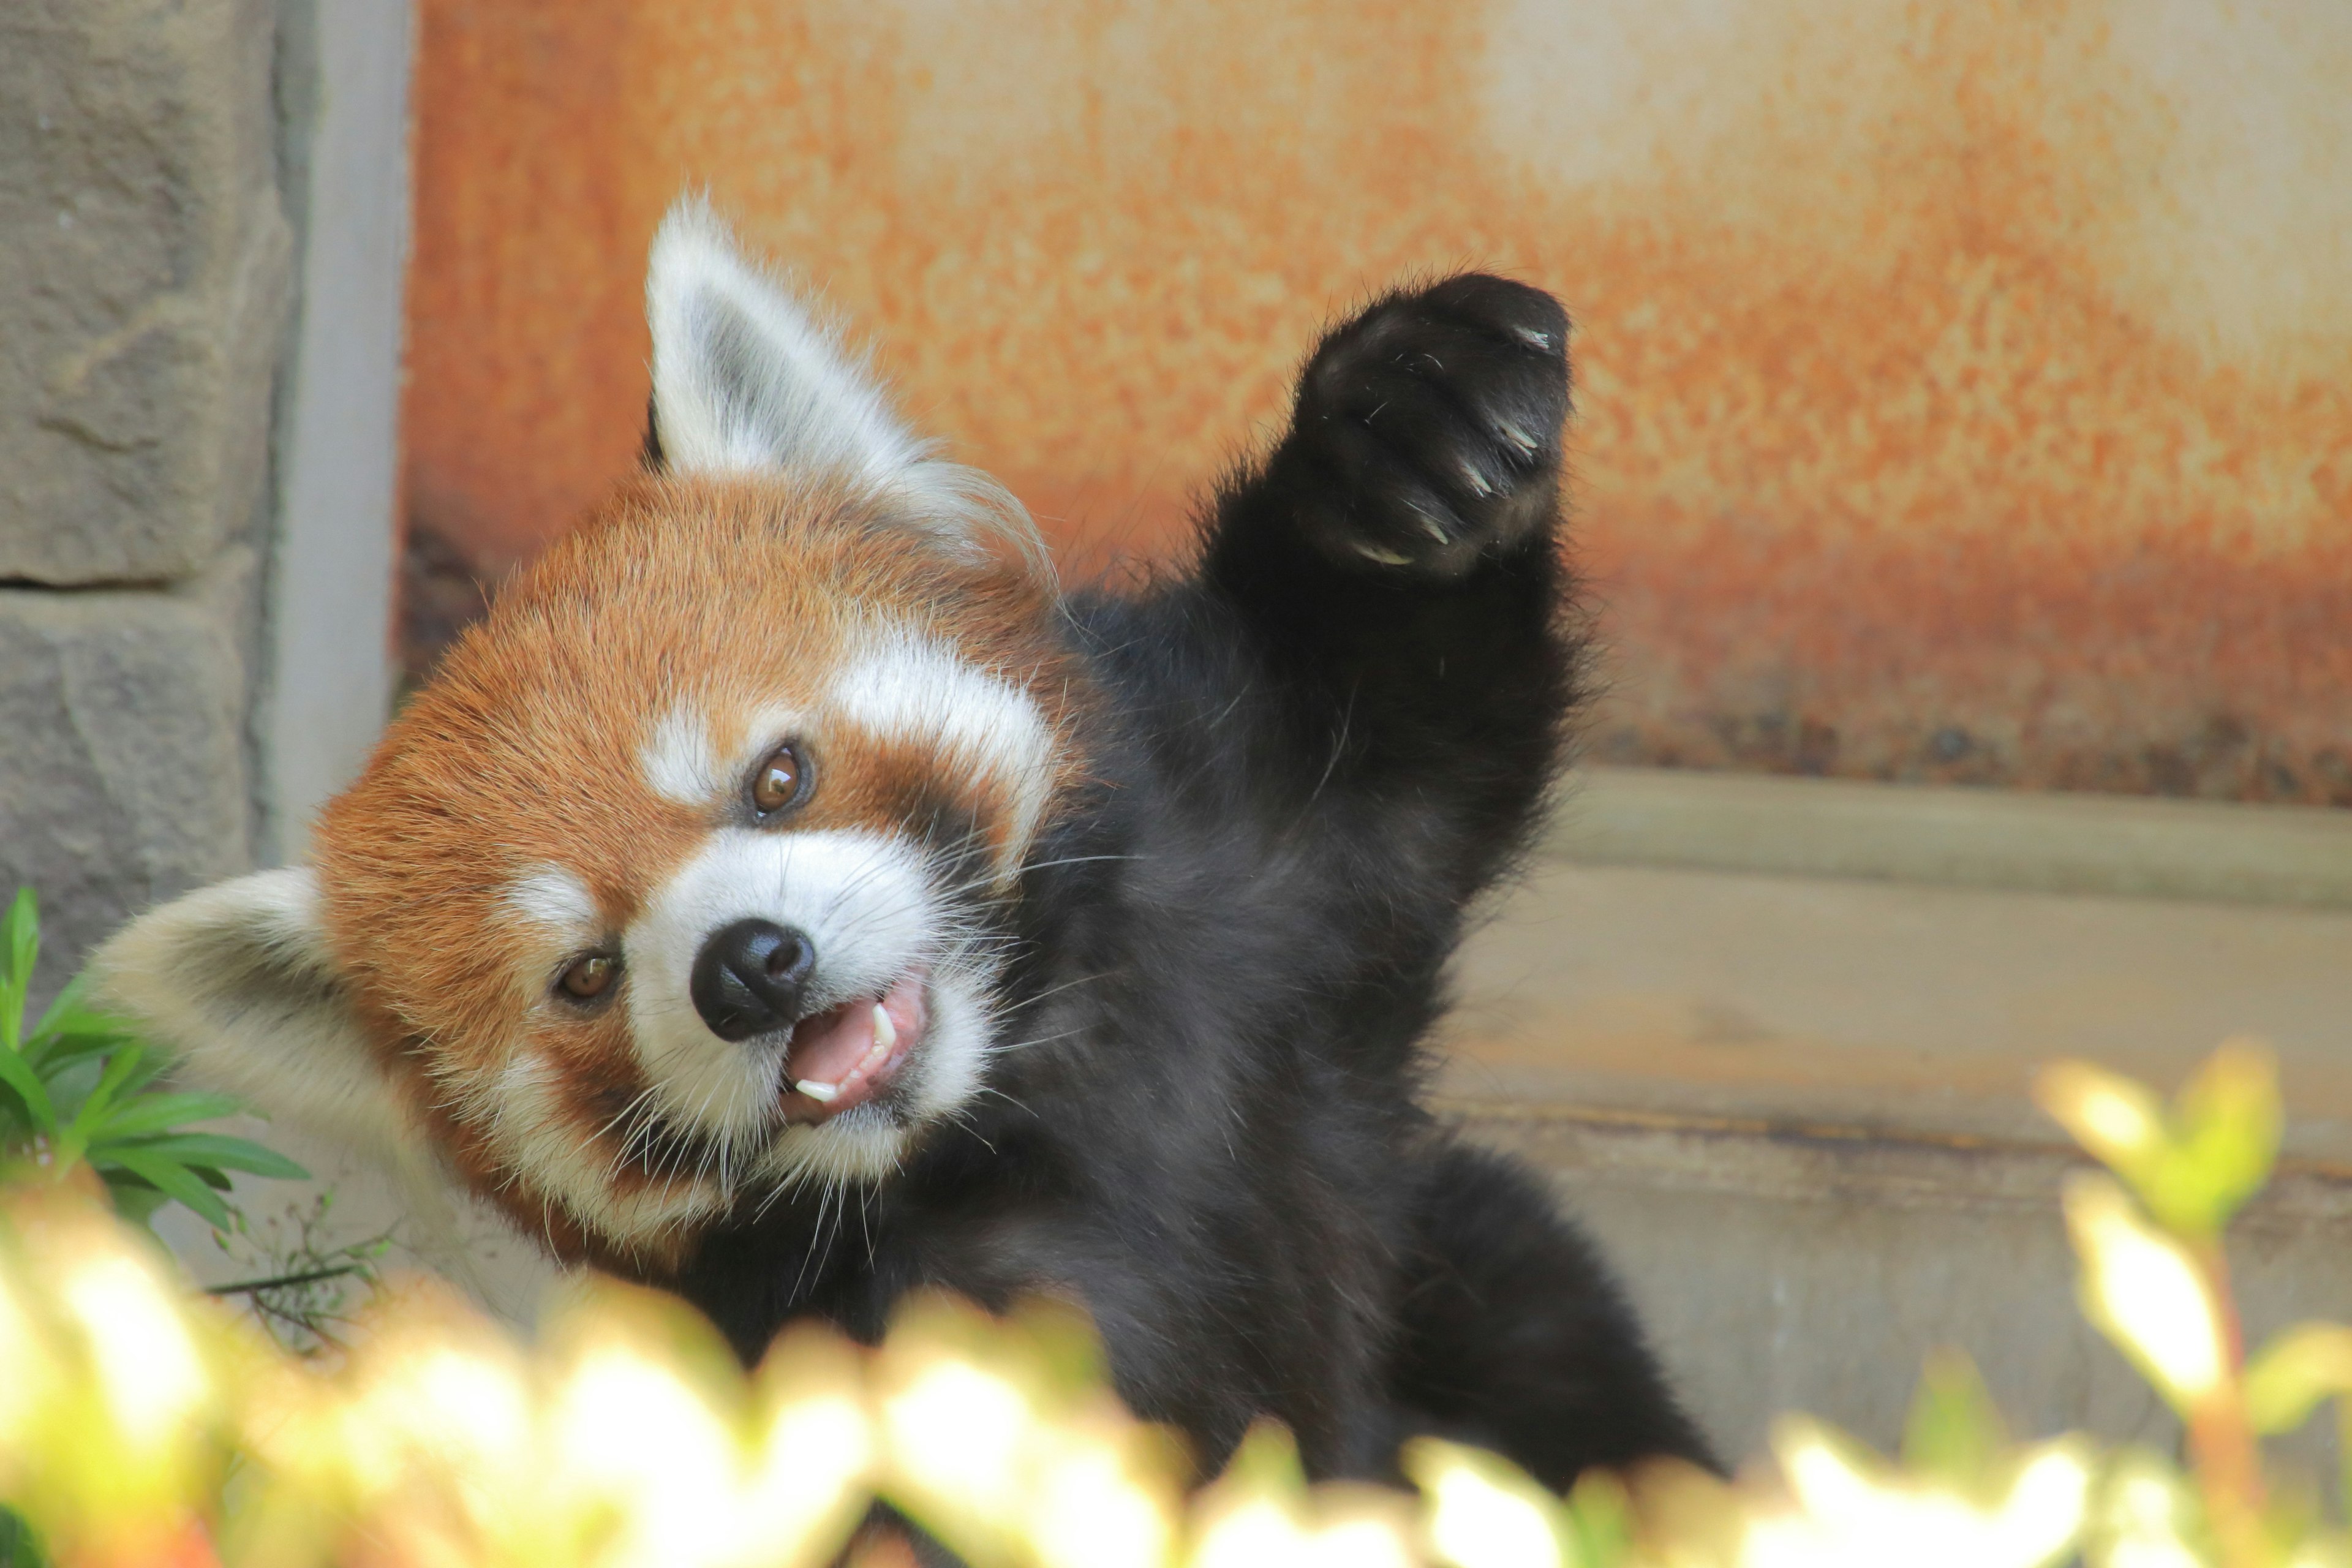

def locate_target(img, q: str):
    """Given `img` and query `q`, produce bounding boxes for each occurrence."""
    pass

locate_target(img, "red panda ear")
[643,195,1051,573]
[645,195,927,484]
[91,868,417,1164]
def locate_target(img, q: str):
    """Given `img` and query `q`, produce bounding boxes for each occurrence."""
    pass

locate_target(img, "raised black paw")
[1265,274,1569,579]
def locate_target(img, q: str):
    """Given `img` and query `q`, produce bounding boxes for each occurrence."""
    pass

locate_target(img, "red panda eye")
[558,952,618,1001]
[750,744,805,816]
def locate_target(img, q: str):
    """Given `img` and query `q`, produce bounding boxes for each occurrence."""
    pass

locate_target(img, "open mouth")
[780,969,927,1124]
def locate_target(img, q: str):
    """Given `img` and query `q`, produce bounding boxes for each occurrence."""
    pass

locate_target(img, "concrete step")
[1440,849,2352,1471]
[1455,1102,2352,1473]
[1441,858,2352,1160]
[1559,766,2352,911]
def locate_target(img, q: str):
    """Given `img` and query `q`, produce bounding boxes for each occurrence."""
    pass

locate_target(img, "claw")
[1514,326,1552,350]
[1355,540,1415,567]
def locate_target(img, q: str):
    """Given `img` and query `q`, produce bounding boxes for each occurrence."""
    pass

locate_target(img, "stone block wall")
[0,0,290,992]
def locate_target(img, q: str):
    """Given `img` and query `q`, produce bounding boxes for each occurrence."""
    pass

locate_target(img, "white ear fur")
[89,868,416,1164]
[644,197,1049,575]
[647,197,929,483]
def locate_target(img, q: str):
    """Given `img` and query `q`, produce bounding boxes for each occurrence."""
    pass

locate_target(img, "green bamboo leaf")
[97,1145,234,1231]
[1,1505,50,1568]
[2,887,33,982]
[101,1175,172,1229]
[28,973,95,1043]
[0,1039,55,1136]
[105,1131,309,1181]
[25,982,137,1069]
[87,1090,248,1142]
[61,1043,145,1148]
[23,1022,129,1072]
[0,887,31,1052]
[109,1047,171,1102]
[32,1055,104,1126]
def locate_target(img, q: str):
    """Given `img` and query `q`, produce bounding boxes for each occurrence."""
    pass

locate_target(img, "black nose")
[690,919,816,1041]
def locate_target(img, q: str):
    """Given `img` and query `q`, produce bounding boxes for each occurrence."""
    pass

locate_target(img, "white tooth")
[872,1003,897,1052]
[795,1079,839,1103]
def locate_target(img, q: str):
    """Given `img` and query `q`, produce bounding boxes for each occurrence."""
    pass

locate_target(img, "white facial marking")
[503,865,600,937]
[491,1050,726,1246]
[625,829,933,1137]
[831,631,1057,869]
[641,704,724,805]
[582,821,1008,1197]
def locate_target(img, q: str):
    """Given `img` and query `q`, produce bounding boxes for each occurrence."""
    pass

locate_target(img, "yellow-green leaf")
[2035,1060,2167,1186]
[1901,1346,2010,1496]
[1404,1436,1575,1568]
[2062,1173,2227,1413]
[2160,1037,2282,1236]
[2245,1323,2352,1435]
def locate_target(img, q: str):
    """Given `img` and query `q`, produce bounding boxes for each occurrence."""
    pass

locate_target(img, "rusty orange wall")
[404,0,2352,803]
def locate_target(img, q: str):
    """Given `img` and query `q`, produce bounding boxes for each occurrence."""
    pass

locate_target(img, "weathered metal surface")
[405,0,2352,799]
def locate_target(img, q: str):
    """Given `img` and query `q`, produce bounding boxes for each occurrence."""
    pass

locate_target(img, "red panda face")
[313,473,1079,1262]
[92,202,1085,1270]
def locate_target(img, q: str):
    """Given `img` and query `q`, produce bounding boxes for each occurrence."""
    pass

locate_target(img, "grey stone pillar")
[262,0,409,865]
[0,0,407,995]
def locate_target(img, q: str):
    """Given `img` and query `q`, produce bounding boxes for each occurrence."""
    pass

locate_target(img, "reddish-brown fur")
[312,472,1087,1267]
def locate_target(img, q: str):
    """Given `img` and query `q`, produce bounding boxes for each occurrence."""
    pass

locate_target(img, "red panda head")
[95,202,1085,1270]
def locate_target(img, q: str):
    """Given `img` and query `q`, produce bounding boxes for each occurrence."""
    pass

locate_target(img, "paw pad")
[1273,274,1570,579]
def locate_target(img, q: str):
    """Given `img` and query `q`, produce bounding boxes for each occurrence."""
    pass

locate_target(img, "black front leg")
[1202,273,1582,837]
[1223,273,1571,581]
[1390,1143,1722,1485]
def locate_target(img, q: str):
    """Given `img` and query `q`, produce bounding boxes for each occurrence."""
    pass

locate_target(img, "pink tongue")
[788,1003,878,1085]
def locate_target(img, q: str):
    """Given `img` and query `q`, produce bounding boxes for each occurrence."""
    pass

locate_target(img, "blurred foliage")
[0,888,307,1231]
[207,1192,394,1357]
[4,1038,2351,1567]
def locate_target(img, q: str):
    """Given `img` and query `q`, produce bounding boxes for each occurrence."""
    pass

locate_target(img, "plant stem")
[2192,1237,2272,1568]
[2338,1398,2352,1534]
[203,1263,368,1296]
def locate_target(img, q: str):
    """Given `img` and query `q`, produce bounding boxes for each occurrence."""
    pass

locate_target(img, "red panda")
[97,199,1714,1486]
